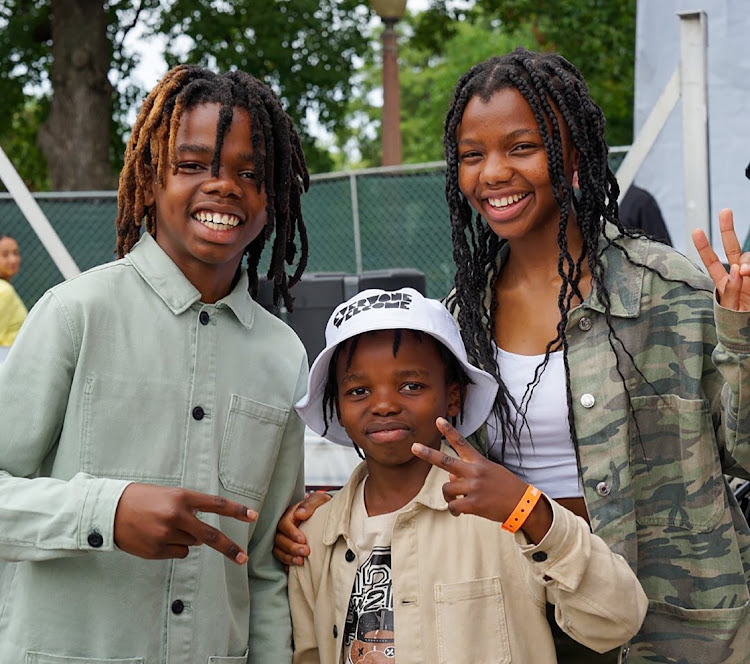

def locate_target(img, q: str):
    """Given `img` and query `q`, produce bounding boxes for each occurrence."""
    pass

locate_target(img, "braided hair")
[444,48,668,460]
[115,65,310,310]
[321,330,472,460]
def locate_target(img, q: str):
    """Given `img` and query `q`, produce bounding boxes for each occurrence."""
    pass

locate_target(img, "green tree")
[0,0,370,190]
[344,0,636,166]
[417,0,637,146]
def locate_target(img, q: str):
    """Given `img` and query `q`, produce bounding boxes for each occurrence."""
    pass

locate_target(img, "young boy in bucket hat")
[289,288,647,664]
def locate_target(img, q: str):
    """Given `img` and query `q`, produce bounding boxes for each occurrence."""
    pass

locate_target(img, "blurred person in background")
[0,233,27,347]
[619,184,672,245]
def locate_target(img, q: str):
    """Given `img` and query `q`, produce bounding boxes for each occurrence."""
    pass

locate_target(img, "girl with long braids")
[276,49,749,664]
[0,65,310,662]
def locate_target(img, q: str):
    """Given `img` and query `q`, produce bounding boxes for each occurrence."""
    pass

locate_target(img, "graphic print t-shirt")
[342,480,409,664]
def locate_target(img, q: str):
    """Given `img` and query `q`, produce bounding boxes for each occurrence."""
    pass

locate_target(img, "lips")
[365,420,412,444]
[480,190,532,222]
[366,421,410,435]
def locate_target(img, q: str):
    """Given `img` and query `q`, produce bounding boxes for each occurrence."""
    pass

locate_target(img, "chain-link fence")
[1,150,628,309]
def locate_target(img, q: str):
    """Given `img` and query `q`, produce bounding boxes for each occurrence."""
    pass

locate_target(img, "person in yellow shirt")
[0,233,27,346]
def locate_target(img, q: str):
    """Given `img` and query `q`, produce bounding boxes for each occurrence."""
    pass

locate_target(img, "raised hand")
[692,208,750,311]
[114,484,257,564]
[273,491,332,567]
[411,417,553,544]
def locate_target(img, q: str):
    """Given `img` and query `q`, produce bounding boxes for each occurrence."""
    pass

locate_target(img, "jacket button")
[87,531,104,548]
[532,551,548,562]
[333,624,338,638]
[171,599,184,614]
[578,317,592,331]
[199,311,210,325]
[345,549,355,562]
[580,393,595,408]
[596,481,611,496]
[192,406,204,420]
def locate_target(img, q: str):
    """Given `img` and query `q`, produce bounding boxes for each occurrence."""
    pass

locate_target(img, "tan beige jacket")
[289,443,647,664]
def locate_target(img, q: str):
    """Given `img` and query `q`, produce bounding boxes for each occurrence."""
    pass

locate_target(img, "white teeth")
[194,211,240,228]
[488,193,527,209]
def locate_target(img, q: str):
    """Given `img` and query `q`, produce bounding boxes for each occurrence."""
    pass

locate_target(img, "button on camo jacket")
[446,229,750,664]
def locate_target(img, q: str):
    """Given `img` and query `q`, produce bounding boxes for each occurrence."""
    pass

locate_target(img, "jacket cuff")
[714,295,750,352]
[79,478,132,551]
[515,497,590,592]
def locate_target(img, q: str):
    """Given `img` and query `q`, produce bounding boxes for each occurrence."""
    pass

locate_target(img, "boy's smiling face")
[145,102,267,298]
[335,330,460,469]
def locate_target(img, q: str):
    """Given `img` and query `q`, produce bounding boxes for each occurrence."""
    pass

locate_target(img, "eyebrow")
[176,143,213,155]
[459,127,540,146]
[338,367,430,386]
[176,143,255,163]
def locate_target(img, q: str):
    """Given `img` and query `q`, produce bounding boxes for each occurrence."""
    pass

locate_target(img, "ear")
[142,164,156,207]
[446,382,461,419]
[570,149,580,180]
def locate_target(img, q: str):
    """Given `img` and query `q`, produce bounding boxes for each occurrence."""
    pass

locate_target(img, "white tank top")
[486,348,583,498]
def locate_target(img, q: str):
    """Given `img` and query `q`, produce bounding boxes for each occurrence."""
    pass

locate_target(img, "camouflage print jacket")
[446,229,750,664]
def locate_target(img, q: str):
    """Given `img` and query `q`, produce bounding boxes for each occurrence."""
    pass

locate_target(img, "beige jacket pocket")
[434,576,511,664]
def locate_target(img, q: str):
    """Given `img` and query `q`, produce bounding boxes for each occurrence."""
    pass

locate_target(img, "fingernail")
[295,535,305,544]
[297,547,307,556]
[246,509,256,520]
[412,442,424,453]
[235,551,248,565]
[294,557,303,566]
[297,507,307,515]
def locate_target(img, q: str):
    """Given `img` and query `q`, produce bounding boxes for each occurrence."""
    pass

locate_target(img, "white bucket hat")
[295,288,498,447]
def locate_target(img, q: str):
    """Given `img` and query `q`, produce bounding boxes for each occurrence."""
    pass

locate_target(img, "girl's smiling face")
[456,87,578,244]
[0,236,21,281]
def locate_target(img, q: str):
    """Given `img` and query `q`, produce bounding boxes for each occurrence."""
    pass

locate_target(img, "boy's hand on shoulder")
[273,491,331,568]
[413,418,551,542]
[114,484,258,564]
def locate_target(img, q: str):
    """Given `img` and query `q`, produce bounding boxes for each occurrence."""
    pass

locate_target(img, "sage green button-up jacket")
[0,233,307,664]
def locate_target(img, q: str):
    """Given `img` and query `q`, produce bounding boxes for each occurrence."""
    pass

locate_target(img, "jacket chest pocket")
[629,394,723,531]
[434,577,511,664]
[26,653,143,663]
[219,394,288,501]
[81,374,185,483]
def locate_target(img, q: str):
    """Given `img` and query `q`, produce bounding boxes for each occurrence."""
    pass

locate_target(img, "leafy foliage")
[343,0,636,167]
[0,0,370,188]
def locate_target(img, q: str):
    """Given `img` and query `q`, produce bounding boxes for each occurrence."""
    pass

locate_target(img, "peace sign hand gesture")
[692,208,750,311]
[411,417,553,544]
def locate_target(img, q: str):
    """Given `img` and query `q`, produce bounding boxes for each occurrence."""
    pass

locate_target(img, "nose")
[202,167,242,198]
[479,151,512,186]
[371,387,402,417]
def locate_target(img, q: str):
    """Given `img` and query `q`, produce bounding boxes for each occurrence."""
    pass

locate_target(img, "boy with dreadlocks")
[276,48,750,664]
[288,288,646,664]
[0,65,310,662]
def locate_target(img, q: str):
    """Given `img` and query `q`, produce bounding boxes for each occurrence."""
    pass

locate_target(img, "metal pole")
[678,11,711,261]
[381,18,402,166]
[350,172,363,273]
[0,145,80,279]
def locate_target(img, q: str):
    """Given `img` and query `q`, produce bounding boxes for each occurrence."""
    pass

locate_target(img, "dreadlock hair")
[115,64,310,311]
[321,329,473,460]
[444,47,687,462]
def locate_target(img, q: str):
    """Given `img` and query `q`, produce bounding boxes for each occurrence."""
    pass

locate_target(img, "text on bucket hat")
[295,288,499,446]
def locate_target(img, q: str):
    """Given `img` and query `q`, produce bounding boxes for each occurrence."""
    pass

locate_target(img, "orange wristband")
[501,485,542,533]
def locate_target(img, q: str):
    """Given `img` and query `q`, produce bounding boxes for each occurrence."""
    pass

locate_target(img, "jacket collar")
[322,442,454,547]
[125,233,256,330]
[490,223,647,319]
